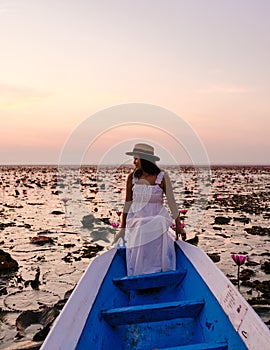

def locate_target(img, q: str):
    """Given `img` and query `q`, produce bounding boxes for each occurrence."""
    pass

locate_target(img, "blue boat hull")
[76,246,245,349]
[41,242,270,349]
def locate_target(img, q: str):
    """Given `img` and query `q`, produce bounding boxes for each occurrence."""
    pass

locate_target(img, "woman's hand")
[175,228,186,241]
[177,226,186,241]
[112,228,126,245]
[175,218,186,241]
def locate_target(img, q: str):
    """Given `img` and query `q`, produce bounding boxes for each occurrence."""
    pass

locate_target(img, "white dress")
[126,171,176,275]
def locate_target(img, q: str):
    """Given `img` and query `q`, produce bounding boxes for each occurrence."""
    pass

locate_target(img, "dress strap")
[155,171,164,184]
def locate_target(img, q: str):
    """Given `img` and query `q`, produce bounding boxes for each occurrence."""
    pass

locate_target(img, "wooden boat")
[41,240,270,349]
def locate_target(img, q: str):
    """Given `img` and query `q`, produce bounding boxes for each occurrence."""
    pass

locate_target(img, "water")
[0,165,269,348]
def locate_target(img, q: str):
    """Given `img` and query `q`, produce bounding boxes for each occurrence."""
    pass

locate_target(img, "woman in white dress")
[114,143,186,275]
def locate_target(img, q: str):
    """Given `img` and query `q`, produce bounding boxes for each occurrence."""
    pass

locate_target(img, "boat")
[40,240,270,349]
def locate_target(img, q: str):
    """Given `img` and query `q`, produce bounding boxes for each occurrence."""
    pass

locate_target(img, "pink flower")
[231,254,248,291]
[180,209,188,215]
[170,223,185,230]
[61,198,70,204]
[216,196,224,201]
[111,222,120,228]
[116,211,122,217]
[231,254,248,266]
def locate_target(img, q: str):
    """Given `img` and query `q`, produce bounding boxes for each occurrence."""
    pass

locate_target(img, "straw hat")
[125,143,160,161]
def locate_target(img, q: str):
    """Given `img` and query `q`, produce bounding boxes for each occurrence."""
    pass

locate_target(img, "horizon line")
[0,163,269,167]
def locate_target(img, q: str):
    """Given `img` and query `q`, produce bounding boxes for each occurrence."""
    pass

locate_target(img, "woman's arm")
[113,172,133,244]
[120,172,133,229]
[162,172,186,241]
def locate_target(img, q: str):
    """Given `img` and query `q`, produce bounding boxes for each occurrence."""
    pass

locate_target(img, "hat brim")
[125,151,160,161]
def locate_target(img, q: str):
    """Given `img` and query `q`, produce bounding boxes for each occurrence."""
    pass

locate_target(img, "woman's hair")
[134,158,161,178]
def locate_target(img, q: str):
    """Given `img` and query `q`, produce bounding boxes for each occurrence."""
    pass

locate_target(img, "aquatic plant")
[170,222,186,230]
[231,254,248,290]
[61,197,70,205]
[111,222,120,229]
[180,209,188,214]
[61,197,71,226]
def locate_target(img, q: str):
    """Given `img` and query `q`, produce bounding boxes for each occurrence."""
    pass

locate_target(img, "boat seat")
[155,341,228,350]
[113,269,187,292]
[101,299,204,326]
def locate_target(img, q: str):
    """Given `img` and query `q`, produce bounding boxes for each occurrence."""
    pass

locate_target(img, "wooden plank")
[102,300,205,326]
[113,269,187,291]
[158,341,228,350]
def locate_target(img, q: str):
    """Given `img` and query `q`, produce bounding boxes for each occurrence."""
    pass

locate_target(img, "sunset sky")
[1,0,269,165]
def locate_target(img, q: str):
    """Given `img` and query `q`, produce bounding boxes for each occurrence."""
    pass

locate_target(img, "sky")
[0,0,269,165]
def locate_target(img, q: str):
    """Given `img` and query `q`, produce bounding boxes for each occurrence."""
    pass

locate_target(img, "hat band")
[133,148,154,156]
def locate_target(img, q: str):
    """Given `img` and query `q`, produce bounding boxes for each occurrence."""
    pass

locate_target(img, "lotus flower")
[231,254,248,290]
[180,209,188,215]
[111,222,120,228]
[170,223,186,230]
[231,254,248,266]
[61,197,70,204]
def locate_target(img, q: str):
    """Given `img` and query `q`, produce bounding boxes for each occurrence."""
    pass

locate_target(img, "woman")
[114,143,186,275]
